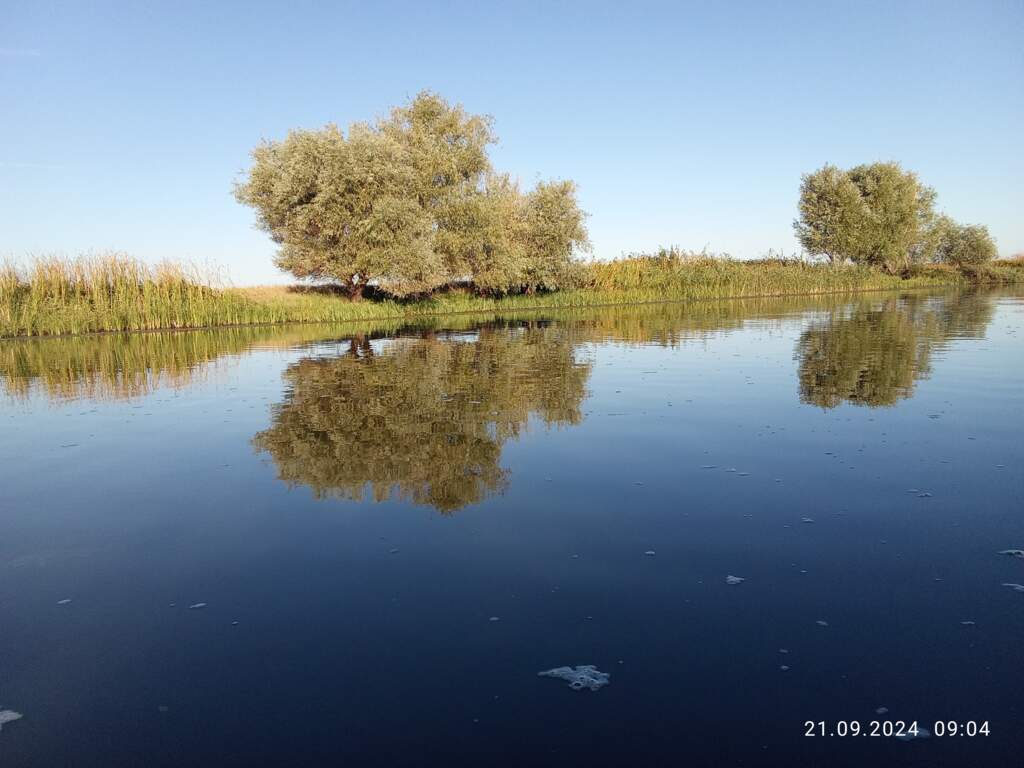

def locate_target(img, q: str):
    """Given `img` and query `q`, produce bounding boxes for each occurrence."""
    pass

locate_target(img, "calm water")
[1,290,1022,767]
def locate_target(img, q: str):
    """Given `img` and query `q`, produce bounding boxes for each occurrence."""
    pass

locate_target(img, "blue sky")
[3,0,1022,284]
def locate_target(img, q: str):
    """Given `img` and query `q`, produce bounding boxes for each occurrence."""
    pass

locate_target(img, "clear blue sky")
[3,0,1022,284]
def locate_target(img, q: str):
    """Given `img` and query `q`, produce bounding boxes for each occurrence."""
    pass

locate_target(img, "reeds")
[584,248,958,298]
[1,253,258,336]
[0,250,998,339]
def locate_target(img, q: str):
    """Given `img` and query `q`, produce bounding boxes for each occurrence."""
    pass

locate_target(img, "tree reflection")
[796,292,995,408]
[253,325,591,512]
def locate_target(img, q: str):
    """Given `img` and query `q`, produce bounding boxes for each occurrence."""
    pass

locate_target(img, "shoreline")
[0,279,997,342]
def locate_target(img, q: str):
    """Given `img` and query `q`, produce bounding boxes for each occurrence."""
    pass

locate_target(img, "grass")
[1,250,1020,338]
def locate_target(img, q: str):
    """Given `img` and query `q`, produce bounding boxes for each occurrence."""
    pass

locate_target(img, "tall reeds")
[2,253,258,337]
[0,250,989,339]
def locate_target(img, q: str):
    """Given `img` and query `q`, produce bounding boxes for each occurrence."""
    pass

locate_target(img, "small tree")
[935,222,998,266]
[516,180,590,293]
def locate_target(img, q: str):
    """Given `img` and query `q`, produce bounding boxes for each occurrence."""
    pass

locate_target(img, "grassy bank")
[2,253,1021,338]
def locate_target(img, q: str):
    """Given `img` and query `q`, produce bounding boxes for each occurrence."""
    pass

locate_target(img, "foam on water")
[538,665,610,691]
[0,710,23,731]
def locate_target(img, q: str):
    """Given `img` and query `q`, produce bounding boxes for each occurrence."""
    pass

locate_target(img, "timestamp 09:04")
[804,720,990,737]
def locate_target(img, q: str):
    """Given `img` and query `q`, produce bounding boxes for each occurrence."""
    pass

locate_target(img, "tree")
[378,91,496,283]
[846,162,936,273]
[934,221,998,266]
[794,164,867,264]
[794,162,937,273]
[468,176,591,295]
[516,180,591,293]
[233,123,438,298]
[235,92,589,297]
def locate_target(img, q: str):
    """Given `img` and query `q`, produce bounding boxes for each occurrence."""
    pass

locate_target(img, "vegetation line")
[0,283,951,341]
[2,251,1021,339]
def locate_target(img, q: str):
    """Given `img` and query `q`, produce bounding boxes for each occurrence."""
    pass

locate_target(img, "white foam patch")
[0,710,23,731]
[538,665,610,691]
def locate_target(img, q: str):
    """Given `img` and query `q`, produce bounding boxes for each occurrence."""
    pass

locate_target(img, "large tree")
[795,162,938,273]
[235,92,588,297]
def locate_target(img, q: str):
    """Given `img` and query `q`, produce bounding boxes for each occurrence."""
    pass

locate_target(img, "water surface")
[1,290,1021,766]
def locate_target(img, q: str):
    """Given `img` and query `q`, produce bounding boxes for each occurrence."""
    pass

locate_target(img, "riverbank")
[2,254,1022,338]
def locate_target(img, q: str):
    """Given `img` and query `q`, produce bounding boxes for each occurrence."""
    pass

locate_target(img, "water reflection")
[0,325,342,402]
[0,292,1003,518]
[796,292,995,408]
[0,295,852,403]
[252,326,591,512]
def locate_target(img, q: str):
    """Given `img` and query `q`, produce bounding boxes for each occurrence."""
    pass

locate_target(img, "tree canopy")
[933,219,999,266]
[794,162,997,273]
[795,162,937,272]
[235,92,589,298]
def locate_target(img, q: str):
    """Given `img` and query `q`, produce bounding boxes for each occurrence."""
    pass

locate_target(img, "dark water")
[1,290,1021,767]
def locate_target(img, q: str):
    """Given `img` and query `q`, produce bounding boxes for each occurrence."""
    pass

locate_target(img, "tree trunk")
[347,282,364,301]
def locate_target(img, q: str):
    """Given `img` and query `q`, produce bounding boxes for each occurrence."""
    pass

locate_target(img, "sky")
[2,0,1022,285]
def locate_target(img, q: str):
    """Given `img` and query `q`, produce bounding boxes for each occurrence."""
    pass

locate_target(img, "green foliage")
[795,162,938,273]
[234,92,588,297]
[794,164,867,264]
[847,163,937,272]
[934,221,998,266]
[516,180,591,292]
